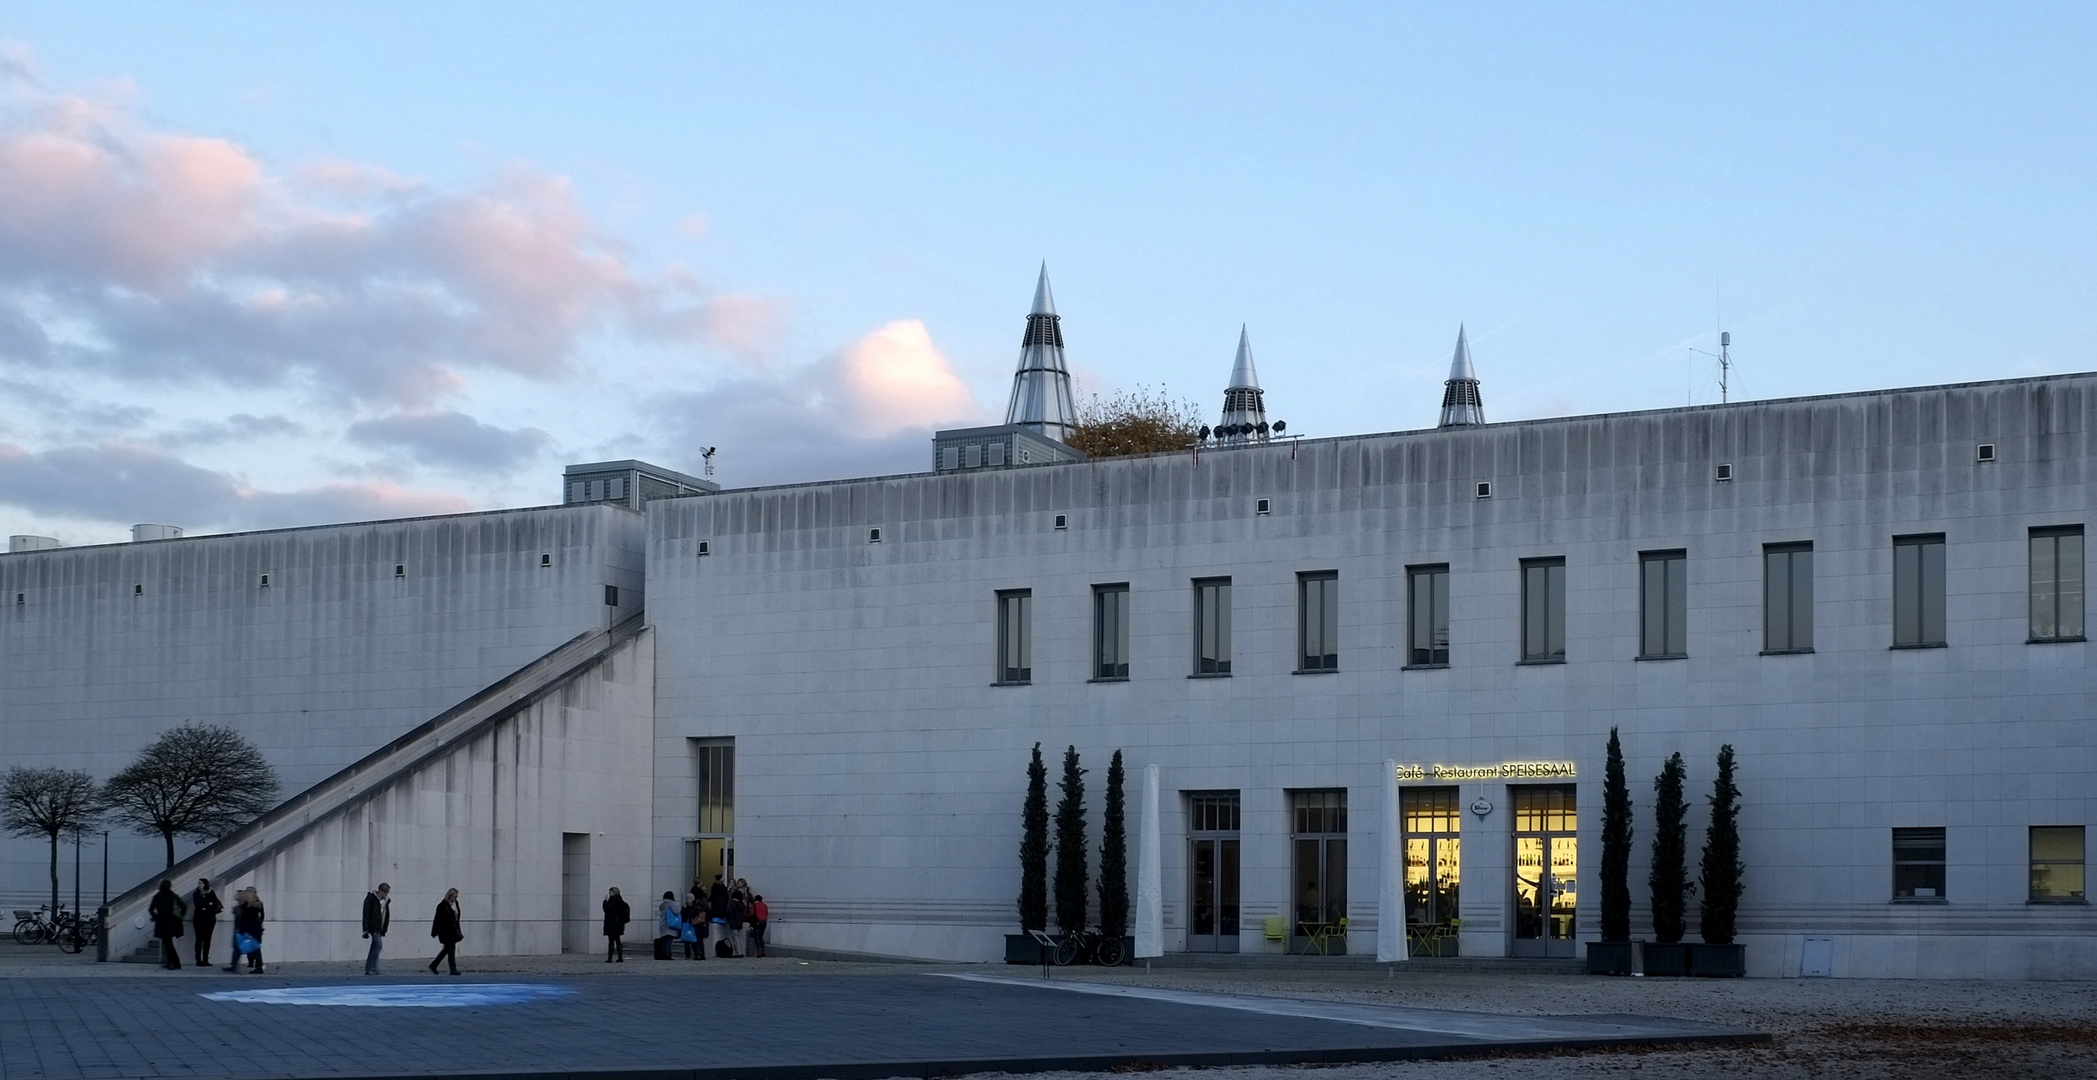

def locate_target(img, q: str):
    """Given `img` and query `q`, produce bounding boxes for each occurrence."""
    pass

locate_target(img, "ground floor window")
[1512,785,1577,958]
[2030,826,2085,903]
[1186,791,1240,952]
[1290,790,1347,952]
[1892,827,1946,901]
[1402,787,1461,956]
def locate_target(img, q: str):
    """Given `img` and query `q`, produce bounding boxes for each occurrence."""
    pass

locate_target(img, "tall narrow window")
[996,589,1033,684]
[1763,543,1814,653]
[1639,550,1688,658]
[1297,571,1339,672]
[2030,826,2085,903]
[691,737,735,891]
[1407,564,1450,667]
[1520,558,1565,663]
[2029,526,2085,642]
[1290,790,1347,946]
[1092,584,1130,680]
[1193,578,1232,675]
[1893,534,1946,647]
[1892,827,1946,901]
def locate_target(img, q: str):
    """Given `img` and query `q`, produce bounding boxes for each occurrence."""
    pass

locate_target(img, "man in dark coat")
[361,882,391,975]
[601,887,631,962]
[428,888,463,975]
[147,880,186,969]
[188,878,223,968]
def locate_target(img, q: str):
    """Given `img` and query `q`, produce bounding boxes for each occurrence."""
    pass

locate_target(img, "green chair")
[1262,916,1287,946]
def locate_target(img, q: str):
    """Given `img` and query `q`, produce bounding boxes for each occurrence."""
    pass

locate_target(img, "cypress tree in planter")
[1096,750,1130,962]
[1693,744,1746,976]
[1053,745,1089,936]
[1588,728,1636,974]
[1009,743,1050,962]
[1645,751,1690,975]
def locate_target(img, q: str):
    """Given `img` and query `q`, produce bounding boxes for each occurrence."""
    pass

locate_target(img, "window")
[1053,514,1068,530]
[691,737,735,891]
[1092,584,1130,680]
[394,564,406,578]
[868,527,882,544]
[2030,827,2086,903]
[1639,550,1688,658]
[996,590,1033,684]
[1763,543,1813,653]
[1520,558,1565,663]
[541,553,553,568]
[2029,526,2085,642]
[1297,571,1339,671]
[1193,578,1232,676]
[1715,463,1733,482]
[1406,564,1450,667]
[1403,788,1461,951]
[1892,827,1946,901]
[1290,790,1347,941]
[1255,498,1271,515]
[696,541,711,556]
[1893,534,1946,647]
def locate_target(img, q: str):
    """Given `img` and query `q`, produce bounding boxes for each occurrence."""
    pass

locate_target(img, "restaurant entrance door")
[1511,785,1577,958]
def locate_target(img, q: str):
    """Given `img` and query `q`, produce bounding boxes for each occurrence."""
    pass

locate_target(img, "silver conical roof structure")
[1003,263,1078,442]
[1219,325,1268,444]
[1438,324,1485,427]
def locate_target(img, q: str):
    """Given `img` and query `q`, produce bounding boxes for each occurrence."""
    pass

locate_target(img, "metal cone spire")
[1438,324,1485,427]
[1219,325,1268,443]
[1004,263,1077,442]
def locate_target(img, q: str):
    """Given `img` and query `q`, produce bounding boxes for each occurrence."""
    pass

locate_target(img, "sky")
[1,3,2093,545]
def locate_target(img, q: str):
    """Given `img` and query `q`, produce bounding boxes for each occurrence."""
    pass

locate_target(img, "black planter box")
[1688,942,1746,977]
[1004,934,1045,964]
[1643,942,1689,976]
[1585,941,1636,975]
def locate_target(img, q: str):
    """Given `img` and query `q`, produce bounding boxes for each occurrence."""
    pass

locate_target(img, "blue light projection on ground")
[201,984,576,1008]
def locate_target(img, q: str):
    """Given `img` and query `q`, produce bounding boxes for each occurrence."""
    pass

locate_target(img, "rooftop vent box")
[1715,463,1734,482]
[8,535,61,553]
[1976,443,1996,462]
[132,524,182,542]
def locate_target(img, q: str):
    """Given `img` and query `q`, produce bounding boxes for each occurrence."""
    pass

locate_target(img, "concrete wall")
[0,504,645,906]
[645,373,2096,977]
[188,628,655,965]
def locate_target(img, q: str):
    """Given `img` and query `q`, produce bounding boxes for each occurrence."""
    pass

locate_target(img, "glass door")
[1290,790,1348,954]
[1402,787,1461,956]
[1511,785,1577,958]
[1186,792,1241,952]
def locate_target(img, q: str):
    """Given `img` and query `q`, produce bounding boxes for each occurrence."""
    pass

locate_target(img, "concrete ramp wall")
[107,623,655,965]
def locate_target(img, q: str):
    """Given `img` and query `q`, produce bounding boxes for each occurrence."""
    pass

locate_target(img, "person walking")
[654,891,678,960]
[188,878,223,969]
[749,894,769,958]
[679,891,704,960]
[601,887,630,962]
[428,888,462,975]
[361,882,392,975]
[148,880,186,969]
[225,887,265,974]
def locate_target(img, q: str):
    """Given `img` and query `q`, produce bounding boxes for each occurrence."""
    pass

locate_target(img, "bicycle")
[11,905,64,946]
[55,911,101,954]
[1051,928,1127,967]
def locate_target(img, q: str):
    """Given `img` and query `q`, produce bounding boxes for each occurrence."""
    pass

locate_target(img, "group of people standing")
[147,878,264,973]
[598,876,767,962]
[359,882,466,975]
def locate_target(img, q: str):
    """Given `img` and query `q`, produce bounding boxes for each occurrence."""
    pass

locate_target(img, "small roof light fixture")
[1053,514,1068,530]
[1255,498,1272,515]
[696,540,711,556]
[541,552,553,567]
[259,573,270,587]
[1476,481,1494,499]
[1715,463,1734,482]
[1976,443,1996,462]
[868,527,883,544]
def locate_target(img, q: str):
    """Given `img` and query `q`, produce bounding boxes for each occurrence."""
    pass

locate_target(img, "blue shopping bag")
[234,932,259,955]
[680,924,697,944]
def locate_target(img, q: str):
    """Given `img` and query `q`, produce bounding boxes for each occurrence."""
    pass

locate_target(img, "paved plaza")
[0,947,2090,1080]
[0,950,1756,1080]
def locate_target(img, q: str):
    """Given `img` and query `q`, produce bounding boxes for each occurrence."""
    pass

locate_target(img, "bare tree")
[0,766,101,913]
[101,723,280,869]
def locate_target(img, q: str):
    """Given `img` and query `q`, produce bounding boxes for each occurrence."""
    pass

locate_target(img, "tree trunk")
[163,829,177,870]
[48,832,60,914]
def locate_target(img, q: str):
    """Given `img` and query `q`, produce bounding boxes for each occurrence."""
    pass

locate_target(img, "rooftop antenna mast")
[701,446,717,479]
[1689,331,1733,404]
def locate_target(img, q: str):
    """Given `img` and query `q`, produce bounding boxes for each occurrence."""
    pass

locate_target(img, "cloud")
[157,414,307,448]
[345,410,552,474]
[0,67,783,407]
[0,440,468,530]
[644,320,990,487]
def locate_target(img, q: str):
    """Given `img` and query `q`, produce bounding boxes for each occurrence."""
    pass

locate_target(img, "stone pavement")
[0,961,1759,1080]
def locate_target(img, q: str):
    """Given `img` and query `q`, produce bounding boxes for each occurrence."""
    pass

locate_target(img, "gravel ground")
[4,943,2090,1078]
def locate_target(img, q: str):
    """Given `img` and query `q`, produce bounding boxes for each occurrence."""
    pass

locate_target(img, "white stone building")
[0,283,2089,978]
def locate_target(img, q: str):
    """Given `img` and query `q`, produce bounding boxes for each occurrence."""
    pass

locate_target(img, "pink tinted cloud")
[0,70,781,406]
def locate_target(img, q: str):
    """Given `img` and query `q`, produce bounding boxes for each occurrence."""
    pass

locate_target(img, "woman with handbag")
[653,891,678,960]
[679,891,704,959]
[428,888,463,975]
